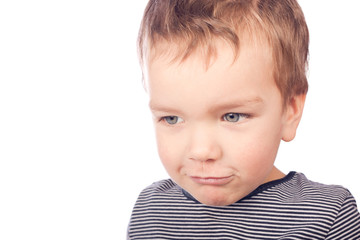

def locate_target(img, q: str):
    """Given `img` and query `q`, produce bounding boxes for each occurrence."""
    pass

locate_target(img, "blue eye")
[162,116,184,125]
[223,113,248,122]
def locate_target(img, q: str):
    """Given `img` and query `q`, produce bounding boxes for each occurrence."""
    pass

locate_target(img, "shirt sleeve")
[127,225,131,240]
[325,190,360,239]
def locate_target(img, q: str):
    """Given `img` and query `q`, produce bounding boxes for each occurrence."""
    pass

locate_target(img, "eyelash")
[222,113,250,123]
[159,116,184,125]
[159,113,250,125]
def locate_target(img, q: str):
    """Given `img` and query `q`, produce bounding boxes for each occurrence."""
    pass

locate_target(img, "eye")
[162,116,184,125]
[222,113,248,122]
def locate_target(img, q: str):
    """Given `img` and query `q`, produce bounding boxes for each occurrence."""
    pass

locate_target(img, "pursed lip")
[190,175,234,186]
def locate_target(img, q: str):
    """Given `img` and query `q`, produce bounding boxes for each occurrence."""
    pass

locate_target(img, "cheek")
[225,124,282,172]
[155,128,183,174]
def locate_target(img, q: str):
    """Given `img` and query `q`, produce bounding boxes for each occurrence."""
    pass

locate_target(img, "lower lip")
[191,176,233,186]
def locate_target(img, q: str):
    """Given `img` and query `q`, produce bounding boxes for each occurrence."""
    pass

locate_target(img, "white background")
[0,0,359,239]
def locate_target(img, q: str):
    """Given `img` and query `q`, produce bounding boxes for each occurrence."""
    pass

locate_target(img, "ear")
[281,94,306,142]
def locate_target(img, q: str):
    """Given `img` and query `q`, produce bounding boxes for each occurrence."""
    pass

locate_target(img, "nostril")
[187,144,222,162]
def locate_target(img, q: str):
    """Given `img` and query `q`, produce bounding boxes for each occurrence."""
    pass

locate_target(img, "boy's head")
[138,0,309,105]
[139,0,309,206]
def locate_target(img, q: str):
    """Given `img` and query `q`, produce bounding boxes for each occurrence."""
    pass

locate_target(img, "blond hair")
[138,0,309,104]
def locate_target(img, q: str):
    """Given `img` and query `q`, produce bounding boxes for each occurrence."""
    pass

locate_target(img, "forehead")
[146,40,278,111]
[146,37,273,81]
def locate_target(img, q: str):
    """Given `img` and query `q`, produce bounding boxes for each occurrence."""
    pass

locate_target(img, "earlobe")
[282,94,306,142]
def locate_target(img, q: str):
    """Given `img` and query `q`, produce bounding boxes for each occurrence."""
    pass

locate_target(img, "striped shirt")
[128,172,360,239]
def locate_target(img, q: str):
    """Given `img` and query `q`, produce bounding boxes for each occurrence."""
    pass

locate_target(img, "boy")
[128,0,360,239]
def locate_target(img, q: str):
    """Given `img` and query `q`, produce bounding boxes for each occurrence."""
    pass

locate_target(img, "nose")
[187,124,222,162]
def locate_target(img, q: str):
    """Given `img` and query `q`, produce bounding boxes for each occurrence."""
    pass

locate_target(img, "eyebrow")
[148,102,178,113]
[149,97,263,113]
[210,96,264,112]
[213,97,264,109]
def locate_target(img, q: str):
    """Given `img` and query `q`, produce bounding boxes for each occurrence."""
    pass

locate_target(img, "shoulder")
[251,172,359,216]
[288,174,360,238]
[263,172,356,209]
[251,172,353,205]
[267,172,360,222]
[139,179,181,195]
[258,172,360,237]
[133,179,187,205]
[293,173,350,193]
[287,172,354,204]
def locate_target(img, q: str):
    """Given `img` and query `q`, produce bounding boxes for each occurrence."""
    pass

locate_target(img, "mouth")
[190,175,234,186]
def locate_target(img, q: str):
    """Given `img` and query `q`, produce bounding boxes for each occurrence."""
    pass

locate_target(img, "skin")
[146,40,305,206]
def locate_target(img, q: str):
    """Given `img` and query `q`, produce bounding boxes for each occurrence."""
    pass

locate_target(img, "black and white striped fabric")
[128,172,360,239]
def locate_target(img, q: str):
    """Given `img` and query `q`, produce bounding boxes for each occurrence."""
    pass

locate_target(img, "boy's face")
[147,40,303,206]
